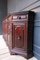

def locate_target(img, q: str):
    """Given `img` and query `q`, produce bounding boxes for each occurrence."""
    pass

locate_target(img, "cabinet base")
[10,47,34,59]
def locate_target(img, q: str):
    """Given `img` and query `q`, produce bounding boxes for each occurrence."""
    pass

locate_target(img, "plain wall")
[7,0,37,13]
[7,0,16,13]
[8,0,40,60]
[0,0,7,34]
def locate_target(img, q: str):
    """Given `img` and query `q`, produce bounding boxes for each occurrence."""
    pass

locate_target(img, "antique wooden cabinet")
[2,11,35,59]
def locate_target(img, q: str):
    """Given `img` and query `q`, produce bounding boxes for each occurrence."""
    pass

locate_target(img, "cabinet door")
[13,23,25,48]
[15,26,24,48]
[12,21,28,49]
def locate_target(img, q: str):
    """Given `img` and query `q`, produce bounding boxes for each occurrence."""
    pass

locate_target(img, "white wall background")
[7,0,37,13]
[7,0,40,60]
[7,0,16,13]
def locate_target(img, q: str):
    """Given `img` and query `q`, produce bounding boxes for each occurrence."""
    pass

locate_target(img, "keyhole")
[18,36,21,40]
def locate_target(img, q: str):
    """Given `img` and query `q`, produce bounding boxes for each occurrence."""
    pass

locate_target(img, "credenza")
[2,11,35,59]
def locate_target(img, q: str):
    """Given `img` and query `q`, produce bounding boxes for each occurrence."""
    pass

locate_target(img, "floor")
[0,35,37,60]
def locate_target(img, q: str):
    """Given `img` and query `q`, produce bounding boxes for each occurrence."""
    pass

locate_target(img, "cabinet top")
[12,11,35,15]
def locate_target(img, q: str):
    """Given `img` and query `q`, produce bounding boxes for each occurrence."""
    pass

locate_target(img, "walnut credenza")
[2,11,35,59]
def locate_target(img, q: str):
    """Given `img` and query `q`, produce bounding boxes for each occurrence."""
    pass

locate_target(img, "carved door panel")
[15,25,24,48]
[12,22,27,48]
